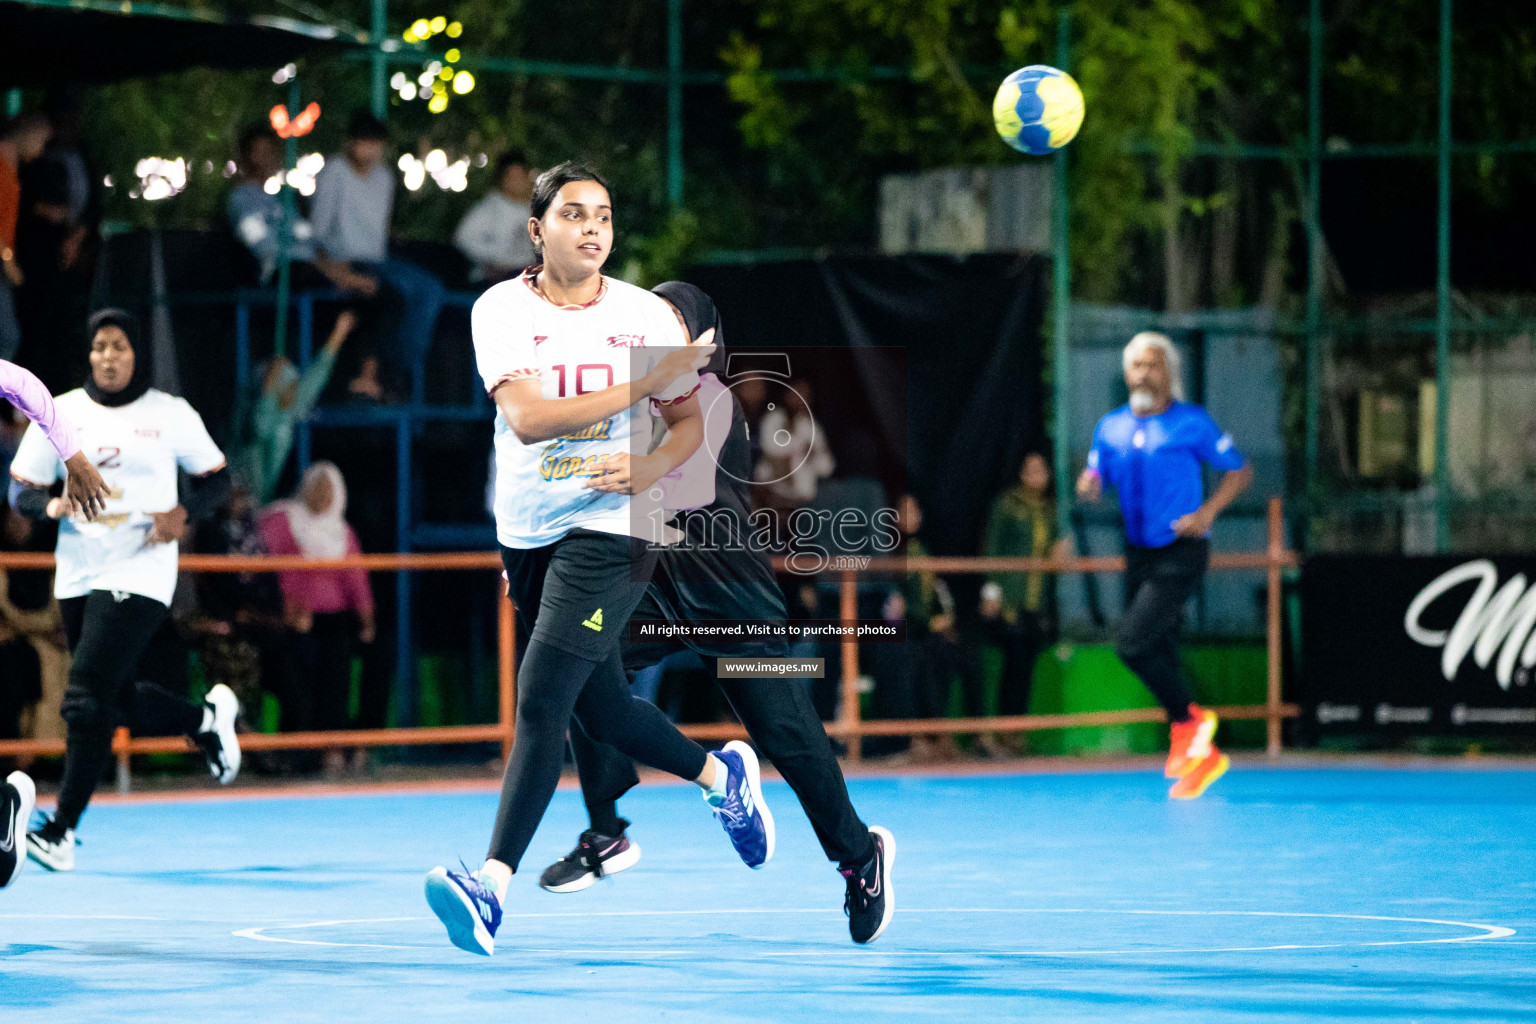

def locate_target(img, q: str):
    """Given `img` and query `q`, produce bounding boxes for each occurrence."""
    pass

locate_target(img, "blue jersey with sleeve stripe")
[1087,401,1246,549]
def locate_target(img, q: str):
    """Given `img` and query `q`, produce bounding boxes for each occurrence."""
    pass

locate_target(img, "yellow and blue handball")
[993,65,1084,155]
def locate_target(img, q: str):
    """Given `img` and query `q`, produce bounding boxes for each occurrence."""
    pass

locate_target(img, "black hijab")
[651,281,725,377]
[84,308,153,407]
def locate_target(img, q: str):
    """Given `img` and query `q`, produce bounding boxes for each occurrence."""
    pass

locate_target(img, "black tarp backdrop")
[1302,554,1536,740]
[686,253,1048,560]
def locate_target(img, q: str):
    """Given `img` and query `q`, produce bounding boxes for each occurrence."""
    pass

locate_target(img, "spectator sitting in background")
[258,461,375,779]
[230,310,355,504]
[227,124,378,297]
[310,111,444,402]
[453,150,536,283]
[975,451,1065,756]
[0,113,53,363]
[755,377,834,509]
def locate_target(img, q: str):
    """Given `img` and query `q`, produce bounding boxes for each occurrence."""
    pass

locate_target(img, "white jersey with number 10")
[473,269,700,549]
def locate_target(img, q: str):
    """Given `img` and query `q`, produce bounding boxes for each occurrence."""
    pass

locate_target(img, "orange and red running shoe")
[1165,703,1219,779]
[1169,748,1230,800]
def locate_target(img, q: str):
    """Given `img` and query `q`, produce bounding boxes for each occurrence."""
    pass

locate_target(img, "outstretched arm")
[0,361,108,519]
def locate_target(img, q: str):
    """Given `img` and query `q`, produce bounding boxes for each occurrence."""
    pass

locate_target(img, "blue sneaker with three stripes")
[425,864,503,955]
[706,740,775,869]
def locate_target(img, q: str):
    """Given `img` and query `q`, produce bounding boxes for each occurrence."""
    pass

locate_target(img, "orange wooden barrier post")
[1266,496,1285,758]
[113,727,131,795]
[838,570,861,765]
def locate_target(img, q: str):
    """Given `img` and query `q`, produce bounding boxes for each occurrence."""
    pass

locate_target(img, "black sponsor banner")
[1302,555,1536,735]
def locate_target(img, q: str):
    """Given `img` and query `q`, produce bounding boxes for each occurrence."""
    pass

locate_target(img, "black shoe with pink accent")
[842,826,895,944]
[539,821,642,893]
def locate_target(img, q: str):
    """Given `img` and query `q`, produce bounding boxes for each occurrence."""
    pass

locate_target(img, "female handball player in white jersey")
[9,309,242,872]
[424,163,773,956]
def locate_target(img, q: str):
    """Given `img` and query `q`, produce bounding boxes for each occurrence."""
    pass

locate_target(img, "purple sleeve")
[0,360,78,460]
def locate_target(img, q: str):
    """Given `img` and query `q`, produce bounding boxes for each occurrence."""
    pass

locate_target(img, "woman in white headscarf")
[258,462,374,769]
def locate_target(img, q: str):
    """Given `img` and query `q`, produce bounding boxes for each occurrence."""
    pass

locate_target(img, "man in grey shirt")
[310,111,444,402]
[453,150,536,283]
[228,124,377,295]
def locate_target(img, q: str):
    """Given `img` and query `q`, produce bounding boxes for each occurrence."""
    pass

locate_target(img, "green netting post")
[1304,0,1322,509]
[1434,0,1453,551]
[273,76,300,360]
[667,0,684,208]
[371,0,388,119]
[1052,10,1073,522]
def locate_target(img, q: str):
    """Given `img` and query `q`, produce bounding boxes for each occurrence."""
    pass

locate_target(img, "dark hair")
[346,110,389,142]
[237,122,280,159]
[494,149,528,181]
[1022,447,1053,467]
[529,161,610,221]
[1,112,49,140]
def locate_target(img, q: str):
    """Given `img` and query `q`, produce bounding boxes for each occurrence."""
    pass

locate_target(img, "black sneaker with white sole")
[193,683,242,784]
[539,821,642,893]
[841,826,895,944]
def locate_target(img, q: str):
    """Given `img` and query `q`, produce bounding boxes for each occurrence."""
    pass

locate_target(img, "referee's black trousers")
[56,591,206,829]
[570,670,876,869]
[1115,538,1207,722]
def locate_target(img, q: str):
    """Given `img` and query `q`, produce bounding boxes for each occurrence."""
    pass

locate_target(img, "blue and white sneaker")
[425,864,502,956]
[706,740,775,869]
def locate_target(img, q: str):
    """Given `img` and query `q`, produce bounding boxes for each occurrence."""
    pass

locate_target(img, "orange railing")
[0,497,1297,781]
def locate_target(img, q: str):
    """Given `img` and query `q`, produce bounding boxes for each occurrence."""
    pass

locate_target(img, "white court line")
[231,908,1515,955]
[0,914,168,921]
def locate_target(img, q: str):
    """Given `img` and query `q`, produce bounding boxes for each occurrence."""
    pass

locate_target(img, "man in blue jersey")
[1077,332,1252,799]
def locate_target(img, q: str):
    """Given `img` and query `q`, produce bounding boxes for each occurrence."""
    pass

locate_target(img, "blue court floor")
[3,766,1534,1022]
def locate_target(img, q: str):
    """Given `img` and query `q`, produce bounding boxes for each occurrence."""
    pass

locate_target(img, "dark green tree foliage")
[35,1,1536,296]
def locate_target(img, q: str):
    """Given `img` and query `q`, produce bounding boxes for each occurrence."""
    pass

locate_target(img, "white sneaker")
[196,683,242,784]
[1,771,35,887]
[26,816,74,873]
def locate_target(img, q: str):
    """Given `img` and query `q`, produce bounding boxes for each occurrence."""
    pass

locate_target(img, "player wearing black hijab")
[541,281,896,945]
[10,309,241,872]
